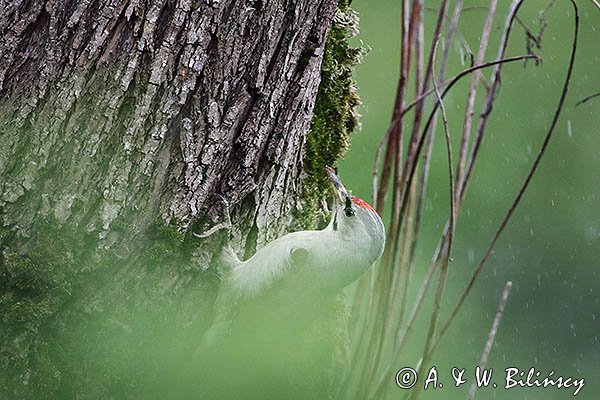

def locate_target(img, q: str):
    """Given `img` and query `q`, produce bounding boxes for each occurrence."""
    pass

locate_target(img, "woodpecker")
[196,167,385,352]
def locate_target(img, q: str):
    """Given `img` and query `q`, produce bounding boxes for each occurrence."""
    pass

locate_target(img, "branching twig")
[461,0,526,198]
[367,51,538,399]
[456,0,498,196]
[434,0,579,357]
[347,1,580,399]
[397,55,537,237]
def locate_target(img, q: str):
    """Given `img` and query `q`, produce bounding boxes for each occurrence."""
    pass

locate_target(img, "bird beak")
[325,166,350,202]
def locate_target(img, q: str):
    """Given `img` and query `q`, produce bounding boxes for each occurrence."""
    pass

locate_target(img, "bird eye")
[344,196,355,217]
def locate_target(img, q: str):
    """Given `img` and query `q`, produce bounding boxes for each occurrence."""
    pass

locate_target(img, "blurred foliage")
[0,218,83,397]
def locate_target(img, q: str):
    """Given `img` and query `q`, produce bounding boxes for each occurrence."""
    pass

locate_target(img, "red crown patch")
[351,196,378,214]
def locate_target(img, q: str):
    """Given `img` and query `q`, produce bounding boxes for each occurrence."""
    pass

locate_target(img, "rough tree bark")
[0,0,360,398]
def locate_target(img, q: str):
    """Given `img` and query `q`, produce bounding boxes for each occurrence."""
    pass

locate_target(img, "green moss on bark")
[0,219,82,398]
[301,0,364,226]
[0,216,193,399]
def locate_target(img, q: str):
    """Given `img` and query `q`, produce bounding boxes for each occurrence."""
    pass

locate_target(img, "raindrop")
[567,120,573,137]
[570,323,576,337]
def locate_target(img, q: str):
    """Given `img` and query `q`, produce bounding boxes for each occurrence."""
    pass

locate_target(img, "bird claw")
[192,194,232,239]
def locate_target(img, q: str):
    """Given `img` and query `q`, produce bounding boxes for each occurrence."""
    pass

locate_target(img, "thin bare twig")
[397,55,538,240]
[400,56,537,334]
[367,50,539,399]
[397,0,449,225]
[385,0,426,349]
[466,281,513,400]
[379,9,451,376]
[403,0,464,327]
[355,1,578,398]
[575,91,600,107]
[367,4,449,398]
[456,0,498,196]
[403,0,426,301]
[399,51,530,119]
[435,0,579,356]
[346,2,413,397]
[460,0,526,200]
[373,0,415,214]
[371,232,446,398]
[372,128,389,208]
[360,1,422,394]
[398,2,466,372]
[515,16,542,48]
[407,39,455,400]
[404,6,529,360]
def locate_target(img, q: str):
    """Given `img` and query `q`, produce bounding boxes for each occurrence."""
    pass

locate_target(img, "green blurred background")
[339,1,599,399]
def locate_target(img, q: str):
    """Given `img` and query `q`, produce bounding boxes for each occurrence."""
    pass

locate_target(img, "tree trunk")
[0,0,359,398]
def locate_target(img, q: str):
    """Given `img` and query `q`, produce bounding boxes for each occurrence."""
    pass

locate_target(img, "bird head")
[325,167,385,261]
